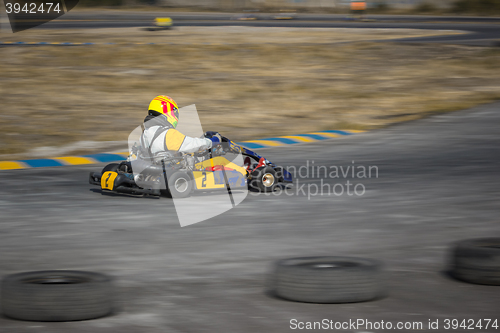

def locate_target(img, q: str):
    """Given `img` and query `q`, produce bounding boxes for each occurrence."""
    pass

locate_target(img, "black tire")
[274,166,287,183]
[450,238,500,285]
[167,171,193,198]
[101,163,119,174]
[270,257,384,303]
[1,270,113,322]
[250,166,277,193]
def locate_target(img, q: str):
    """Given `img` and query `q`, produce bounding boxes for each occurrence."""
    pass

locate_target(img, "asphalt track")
[1,102,499,332]
[9,12,500,46]
[2,12,500,332]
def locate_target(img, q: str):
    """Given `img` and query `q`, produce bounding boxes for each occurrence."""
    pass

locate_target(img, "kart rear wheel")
[167,171,193,198]
[250,166,277,193]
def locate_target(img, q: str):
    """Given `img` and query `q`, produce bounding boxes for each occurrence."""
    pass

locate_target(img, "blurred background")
[0,0,499,160]
[0,0,500,331]
[79,0,500,14]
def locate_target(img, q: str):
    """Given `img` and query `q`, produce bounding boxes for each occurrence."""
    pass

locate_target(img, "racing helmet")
[148,95,180,128]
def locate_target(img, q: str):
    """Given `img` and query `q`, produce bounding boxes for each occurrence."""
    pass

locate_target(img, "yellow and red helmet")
[148,95,179,128]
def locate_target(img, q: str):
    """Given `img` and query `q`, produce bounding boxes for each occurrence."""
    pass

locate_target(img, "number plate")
[101,171,118,191]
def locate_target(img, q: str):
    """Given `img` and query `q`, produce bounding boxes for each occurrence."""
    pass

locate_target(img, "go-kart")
[89,131,292,198]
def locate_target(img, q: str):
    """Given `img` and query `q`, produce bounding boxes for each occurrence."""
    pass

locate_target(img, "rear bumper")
[89,172,161,196]
[110,186,161,196]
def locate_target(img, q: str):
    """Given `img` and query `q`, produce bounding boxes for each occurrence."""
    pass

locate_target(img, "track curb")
[0,130,364,170]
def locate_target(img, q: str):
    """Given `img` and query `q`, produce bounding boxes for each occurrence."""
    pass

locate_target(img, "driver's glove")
[209,135,221,145]
[205,131,222,144]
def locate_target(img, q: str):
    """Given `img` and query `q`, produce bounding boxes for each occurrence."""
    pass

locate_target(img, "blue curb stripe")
[81,153,125,163]
[322,130,351,135]
[257,137,300,144]
[20,159,64,168]
[237,142,266,149]
[291,133,330,140]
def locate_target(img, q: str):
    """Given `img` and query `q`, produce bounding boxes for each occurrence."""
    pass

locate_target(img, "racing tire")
[1,270,113,322]
[250,166,277,193]
[167,171,193,199]
[101,163,119,174]
[270,257,384,303]
[450,238,500,285]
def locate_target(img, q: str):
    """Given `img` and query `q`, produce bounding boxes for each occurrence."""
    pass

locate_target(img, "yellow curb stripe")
[280,135,317,143]
[0,161,26,170]
[310,132,342,138]
[53,156,96,165]
[244,140,284,147]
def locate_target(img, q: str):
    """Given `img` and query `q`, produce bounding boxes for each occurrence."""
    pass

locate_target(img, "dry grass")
[0,27,499,159]
[0,26,461,44]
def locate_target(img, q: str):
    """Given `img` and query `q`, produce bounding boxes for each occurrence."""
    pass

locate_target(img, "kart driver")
[140,95,220,157]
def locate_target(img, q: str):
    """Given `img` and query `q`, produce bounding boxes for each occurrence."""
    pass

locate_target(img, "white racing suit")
[139,115,212,156]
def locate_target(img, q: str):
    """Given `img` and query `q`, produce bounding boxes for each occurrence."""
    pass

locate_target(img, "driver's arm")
[164,129,213,153]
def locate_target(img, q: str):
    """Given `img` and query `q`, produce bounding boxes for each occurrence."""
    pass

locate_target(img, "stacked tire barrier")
[270,257,384,303]
[450,238,500,286]
[1,271,113,322]
[0,237,497,321]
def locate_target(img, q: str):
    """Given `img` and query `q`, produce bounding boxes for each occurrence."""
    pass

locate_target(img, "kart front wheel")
[167,171,193,198]
[250,166,277,193]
